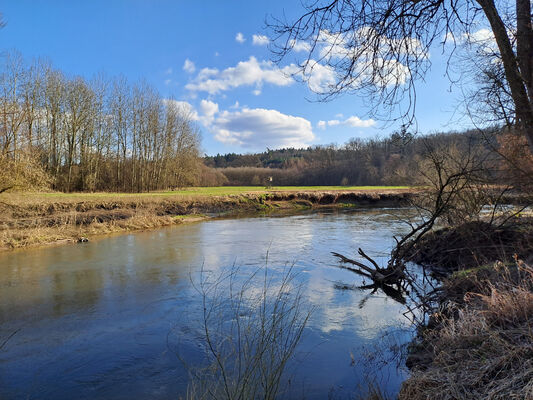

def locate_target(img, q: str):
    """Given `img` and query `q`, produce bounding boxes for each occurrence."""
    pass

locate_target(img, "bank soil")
[0,188,415,251]
[399,218,533,400]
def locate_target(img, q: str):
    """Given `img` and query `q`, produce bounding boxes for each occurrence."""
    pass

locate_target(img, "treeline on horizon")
[205,127,514,187]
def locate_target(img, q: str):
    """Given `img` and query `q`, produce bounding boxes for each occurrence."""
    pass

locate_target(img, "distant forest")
[205,127,523,187]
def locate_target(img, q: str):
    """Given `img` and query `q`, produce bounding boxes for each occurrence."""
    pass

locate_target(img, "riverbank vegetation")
[0,187,415,250]
[398,221,533,399]
[2,0,533,395]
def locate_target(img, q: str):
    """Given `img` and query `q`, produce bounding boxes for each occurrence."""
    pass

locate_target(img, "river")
[0,208,419,399]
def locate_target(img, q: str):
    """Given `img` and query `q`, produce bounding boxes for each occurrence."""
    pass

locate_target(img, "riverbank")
[398,218,533,399]
[0,186,416,251]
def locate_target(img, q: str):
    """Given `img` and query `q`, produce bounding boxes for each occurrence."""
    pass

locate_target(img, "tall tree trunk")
[477,0,533,150]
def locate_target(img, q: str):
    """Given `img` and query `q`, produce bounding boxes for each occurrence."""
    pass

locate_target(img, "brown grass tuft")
[400,262,533,400]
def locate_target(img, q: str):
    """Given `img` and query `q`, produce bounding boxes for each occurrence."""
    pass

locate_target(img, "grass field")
[6,186,412,202]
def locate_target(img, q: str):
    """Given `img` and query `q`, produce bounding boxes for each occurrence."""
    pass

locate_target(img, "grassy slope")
[0,186,415,250]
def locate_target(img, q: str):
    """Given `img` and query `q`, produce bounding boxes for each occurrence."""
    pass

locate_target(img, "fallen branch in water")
[332,248,406,286]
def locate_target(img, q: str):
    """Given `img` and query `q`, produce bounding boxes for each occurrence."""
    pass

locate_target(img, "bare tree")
[269,0,533,152]
[0,53,203,193]
[0,51,25,158]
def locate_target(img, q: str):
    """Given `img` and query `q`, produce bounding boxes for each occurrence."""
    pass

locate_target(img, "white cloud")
[469,29,495,42]
[303,60,337,93]
[183,59,195,73]
[457,29,498,56]
[165,68,173,75]
[317,28,426,61]
[164,79,172,86]
[199,99,219,125]
[185,56,297,95]
[446,28,495,45]
[164,100,199,121]
[291,40,311,53]
[317,115,376,129]
[293,29,424,92]
[235,32,245,43]
[252,34,269,46]
[210,106,315,149]
[345,116,376,127]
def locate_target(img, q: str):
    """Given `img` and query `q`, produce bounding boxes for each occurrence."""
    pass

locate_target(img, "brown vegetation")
[405,220,533,276]
[400,259,533,400]
[498,131,533,191]
[397,218,533,400]
[0,51,205,193]
[0,188,415,250]
[207,125,533,193]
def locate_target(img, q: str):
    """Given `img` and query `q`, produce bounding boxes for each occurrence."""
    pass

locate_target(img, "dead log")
[332,248,406,286]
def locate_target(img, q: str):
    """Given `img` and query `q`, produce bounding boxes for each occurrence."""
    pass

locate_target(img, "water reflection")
[0,208,415,399]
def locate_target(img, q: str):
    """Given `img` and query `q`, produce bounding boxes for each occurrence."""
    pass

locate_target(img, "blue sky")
[1,0,469,155]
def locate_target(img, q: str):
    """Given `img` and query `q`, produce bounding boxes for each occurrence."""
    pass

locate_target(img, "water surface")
[0,208,416,399]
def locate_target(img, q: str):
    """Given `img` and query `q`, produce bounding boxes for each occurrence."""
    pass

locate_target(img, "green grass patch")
[35,185,412,198]
[450,263,496,279]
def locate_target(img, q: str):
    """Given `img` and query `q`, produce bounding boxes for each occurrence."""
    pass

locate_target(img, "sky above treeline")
[1,0,470,155]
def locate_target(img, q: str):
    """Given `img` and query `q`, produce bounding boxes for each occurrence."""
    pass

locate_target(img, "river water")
[0,208,418,399]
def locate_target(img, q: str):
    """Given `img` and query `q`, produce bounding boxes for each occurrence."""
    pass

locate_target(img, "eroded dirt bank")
[399,218,533,400]
[0,189,415,251]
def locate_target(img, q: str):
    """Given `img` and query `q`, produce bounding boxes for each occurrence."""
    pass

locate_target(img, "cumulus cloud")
[447,28,498,56]
[196,102,314,149]
[290,40,311,53]
[199,99,219,125]
[183,59,195,73]
[345,116,376,127]
[446,28,495,45]
[290,28,425,92]
[317,115,375,129]
[303,60,337,93]
[252,34,269,46]
[213,107,315,148]
[469,28,495,42]
[235,32,245,43]
[166,99,315,149]
[185,56,297,95]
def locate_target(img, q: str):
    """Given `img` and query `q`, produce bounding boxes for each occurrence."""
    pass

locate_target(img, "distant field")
[21,185,412,200]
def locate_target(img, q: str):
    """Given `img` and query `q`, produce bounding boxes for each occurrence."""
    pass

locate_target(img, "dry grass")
[405,219,533,276]
[400,261,533,400]
[0,187,416,251]
[0,211,189,250]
